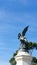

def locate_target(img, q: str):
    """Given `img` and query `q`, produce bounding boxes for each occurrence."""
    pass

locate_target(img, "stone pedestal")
[15,49,32,65]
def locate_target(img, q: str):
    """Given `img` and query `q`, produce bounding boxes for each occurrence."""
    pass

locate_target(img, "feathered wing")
[22,26,29,36]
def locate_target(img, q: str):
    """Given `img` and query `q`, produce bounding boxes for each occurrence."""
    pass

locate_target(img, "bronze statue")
[18,26,29,52]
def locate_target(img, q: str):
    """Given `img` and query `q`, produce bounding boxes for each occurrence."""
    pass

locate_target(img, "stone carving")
[18,26,29,52]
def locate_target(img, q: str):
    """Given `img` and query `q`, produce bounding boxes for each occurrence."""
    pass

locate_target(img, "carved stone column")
[15,49,32,65]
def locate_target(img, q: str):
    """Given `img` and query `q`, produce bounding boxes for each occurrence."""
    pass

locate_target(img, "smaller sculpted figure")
[18,26,29,52]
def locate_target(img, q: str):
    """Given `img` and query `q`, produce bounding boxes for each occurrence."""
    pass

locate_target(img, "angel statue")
[18,26,29,52]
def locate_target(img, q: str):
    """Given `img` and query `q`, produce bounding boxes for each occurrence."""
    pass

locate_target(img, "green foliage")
[32,57,37,63]
[9,42,37,65]
[32,63,37,65]
[26,42,37,50]
[23,42,37,53]
[9,50,18,65]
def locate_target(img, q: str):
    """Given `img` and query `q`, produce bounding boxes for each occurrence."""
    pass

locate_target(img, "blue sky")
[0,0,37,65]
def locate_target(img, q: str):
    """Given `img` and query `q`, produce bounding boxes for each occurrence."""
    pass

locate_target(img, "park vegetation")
[9,42,37,65]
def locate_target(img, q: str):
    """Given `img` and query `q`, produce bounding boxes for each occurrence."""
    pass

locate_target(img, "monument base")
[15,49,32,65]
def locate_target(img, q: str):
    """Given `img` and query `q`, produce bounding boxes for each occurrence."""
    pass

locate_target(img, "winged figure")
[18,26,29,43]
[18,26,29,51]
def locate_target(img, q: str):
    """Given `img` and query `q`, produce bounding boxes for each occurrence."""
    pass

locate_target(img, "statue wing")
[22,26,29,36]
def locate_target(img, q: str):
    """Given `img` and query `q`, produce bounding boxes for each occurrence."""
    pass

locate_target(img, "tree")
[9,50,18,65]
[9,42,37,65]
